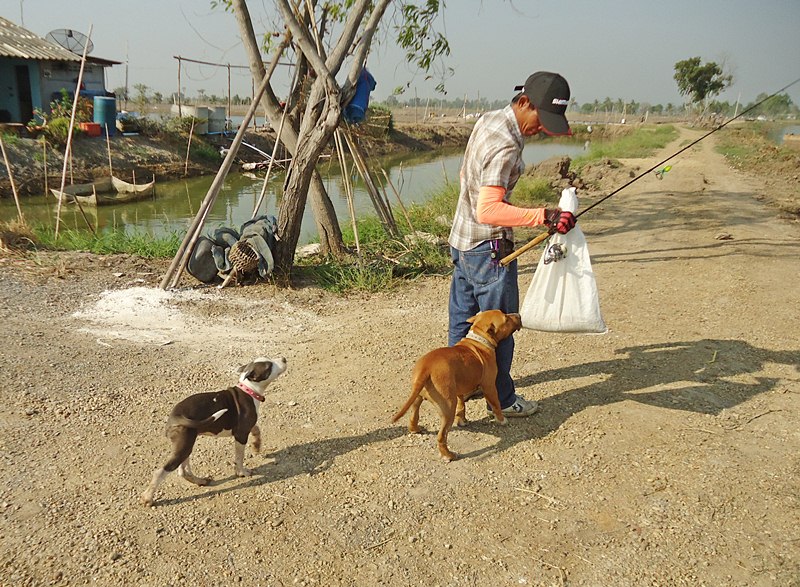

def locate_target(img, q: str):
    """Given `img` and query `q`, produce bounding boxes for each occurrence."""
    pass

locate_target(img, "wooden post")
[184,118,195,176]
[177,56,182,117]
[227,63,232,121]
[0,135,24,223]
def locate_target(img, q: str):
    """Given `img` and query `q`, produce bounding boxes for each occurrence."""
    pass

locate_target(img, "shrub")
[43,117,80,146]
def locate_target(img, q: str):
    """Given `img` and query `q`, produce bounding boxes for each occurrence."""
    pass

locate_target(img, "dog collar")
[237,381,265,402]
[465,330,496,349]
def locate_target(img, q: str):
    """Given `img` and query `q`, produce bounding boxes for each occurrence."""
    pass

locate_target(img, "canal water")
[1,140,586,245]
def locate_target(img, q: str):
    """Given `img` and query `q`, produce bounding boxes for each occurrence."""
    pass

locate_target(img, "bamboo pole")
[105,123,113,176]
[250,104,288,219]
[341,128,398,237]
[54,23,95,238]
[42,137,48,197]
[0,135,24,223]
[184,118,195,176]
[334,129,360,256]
[251,61,299,219]
[159,36,288,290]
[380,168,413,232]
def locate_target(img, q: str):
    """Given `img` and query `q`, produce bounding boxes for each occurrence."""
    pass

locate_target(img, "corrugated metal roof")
[0,17,83,62]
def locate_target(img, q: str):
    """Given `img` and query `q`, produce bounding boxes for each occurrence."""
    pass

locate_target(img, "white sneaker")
[489,395,539,418]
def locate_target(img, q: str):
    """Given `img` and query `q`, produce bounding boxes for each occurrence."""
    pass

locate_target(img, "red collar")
[237,381,265,402]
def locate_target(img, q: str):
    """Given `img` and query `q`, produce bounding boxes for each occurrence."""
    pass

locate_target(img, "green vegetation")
[572,124,678,171]
[296,183,458,293]
[31,225,182,258]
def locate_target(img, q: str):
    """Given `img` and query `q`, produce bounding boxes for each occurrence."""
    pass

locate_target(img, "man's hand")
[554,210,576,234]
[545,209,576,234]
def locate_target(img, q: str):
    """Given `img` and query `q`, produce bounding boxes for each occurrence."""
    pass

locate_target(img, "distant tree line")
[375,92,797,120]
[115,55,797,121]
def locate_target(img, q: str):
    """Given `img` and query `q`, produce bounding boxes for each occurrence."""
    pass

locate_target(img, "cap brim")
[538,109,572,137]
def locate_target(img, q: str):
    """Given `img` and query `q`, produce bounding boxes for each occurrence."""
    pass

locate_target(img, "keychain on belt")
[490,239,501,266]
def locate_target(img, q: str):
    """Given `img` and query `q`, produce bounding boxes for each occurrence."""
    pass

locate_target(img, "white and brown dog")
[141,357,287,506]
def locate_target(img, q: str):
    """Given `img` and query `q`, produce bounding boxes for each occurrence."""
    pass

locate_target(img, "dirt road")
[1,127,798,586]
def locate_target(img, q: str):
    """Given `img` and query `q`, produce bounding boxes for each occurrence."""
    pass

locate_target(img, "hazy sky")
[4,0,800,108]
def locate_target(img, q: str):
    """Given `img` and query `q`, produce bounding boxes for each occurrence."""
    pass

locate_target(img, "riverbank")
[0,119,477,199]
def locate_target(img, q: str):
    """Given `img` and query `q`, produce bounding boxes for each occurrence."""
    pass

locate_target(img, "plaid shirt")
[448,105,525,251]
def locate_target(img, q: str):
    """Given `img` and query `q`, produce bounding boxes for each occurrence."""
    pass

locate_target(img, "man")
[448,71,577,417]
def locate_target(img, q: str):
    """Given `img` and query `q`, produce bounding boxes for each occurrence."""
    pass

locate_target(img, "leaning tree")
[229,0,449,278]
[673,57,733,117]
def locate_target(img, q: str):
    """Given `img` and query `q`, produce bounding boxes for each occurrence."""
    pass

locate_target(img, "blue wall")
[0,58,43,123]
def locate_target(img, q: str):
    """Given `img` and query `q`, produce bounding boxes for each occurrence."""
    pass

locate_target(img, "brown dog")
[392,310,522,461]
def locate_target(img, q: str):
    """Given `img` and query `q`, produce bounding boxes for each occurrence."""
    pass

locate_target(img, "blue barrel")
[344,68,376,124]
[93,96,116,136]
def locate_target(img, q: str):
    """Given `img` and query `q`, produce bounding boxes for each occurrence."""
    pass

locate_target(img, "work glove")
[545,209,577,234]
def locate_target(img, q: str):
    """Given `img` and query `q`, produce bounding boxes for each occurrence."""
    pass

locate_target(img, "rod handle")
[499,231,551,266]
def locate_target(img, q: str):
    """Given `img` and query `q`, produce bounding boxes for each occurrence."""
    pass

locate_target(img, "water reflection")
[2,141,585,245]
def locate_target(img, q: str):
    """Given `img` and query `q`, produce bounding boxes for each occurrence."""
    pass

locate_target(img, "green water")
[1,142,586,245]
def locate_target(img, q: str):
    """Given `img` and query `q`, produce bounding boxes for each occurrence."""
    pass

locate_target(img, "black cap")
[514,72,571,136]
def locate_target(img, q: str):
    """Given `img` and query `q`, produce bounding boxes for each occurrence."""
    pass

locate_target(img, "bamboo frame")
[54,24,95,238]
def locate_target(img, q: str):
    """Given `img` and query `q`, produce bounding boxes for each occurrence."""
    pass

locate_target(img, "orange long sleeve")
[475,185,546,227]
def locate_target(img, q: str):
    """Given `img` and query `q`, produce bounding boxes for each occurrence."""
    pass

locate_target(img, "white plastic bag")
[520,187,607,333]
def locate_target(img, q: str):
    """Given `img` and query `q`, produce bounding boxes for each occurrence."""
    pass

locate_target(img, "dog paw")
[440,453,457,462]
[455,418,468,427]
[236,468,254,477]
[140,495,155,507]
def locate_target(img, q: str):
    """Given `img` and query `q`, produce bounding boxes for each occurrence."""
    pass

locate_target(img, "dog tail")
[169,408,228,429]
[391,374,426,423]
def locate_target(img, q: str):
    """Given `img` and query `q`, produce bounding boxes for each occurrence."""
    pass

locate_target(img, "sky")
[3,0,800,108]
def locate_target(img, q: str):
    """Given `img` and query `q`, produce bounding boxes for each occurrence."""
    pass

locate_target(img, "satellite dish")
[45,29,94,55]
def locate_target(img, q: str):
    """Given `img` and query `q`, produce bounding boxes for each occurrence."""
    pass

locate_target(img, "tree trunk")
[231,0,345,259]
[273,98,344,275]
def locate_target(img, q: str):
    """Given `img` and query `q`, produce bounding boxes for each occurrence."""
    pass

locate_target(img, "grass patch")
[572,124,678,171]
[31,225,181,257]
[715,124,785,169]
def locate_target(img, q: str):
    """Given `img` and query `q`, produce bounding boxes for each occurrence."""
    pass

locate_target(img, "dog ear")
[466,314,478,324]
[238,361,260,381]
[241,361,274,382]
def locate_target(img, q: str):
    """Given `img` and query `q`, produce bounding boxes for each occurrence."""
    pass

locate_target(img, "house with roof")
[0,16,119,125]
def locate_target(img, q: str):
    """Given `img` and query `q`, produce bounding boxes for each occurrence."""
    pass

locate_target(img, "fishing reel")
[543,242,567,265]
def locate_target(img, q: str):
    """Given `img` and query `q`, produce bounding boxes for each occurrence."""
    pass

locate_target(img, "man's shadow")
[459,338,799,458]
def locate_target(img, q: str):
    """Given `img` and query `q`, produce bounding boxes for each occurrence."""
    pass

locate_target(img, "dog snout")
[507,313,522,330]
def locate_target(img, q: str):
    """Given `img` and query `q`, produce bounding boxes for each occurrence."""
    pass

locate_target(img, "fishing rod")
[500,75,800,266]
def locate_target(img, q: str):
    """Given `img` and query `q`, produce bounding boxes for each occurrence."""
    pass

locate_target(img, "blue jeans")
[448,243,519,408]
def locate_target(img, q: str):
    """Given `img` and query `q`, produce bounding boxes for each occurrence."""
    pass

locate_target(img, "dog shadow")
[154,338,797,505]
[155,426,407,507]
[459,338,799,459]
